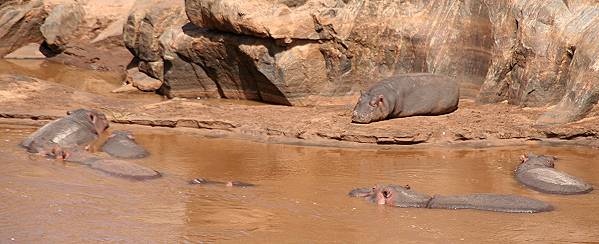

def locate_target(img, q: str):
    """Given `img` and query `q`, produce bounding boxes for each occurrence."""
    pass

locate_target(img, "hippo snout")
[351,115,370,124]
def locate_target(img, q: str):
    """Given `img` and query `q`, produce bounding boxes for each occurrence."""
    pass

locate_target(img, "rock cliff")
[2,0,599,124]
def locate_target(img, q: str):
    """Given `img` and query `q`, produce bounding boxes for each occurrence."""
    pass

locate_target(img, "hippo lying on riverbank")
[21,109,109,155]
[351,73,459,124]
[101,130,149,159]
[189,178,255,188]
[349,184,553,213]
[516,153,593,195]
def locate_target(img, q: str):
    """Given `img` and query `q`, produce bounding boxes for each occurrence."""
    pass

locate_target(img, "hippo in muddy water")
[57,149,161,180]
[351,73,459,124]
[21,109,109,155]
[515,153,593,195]
[20,109,160,180]
[101,130,149,159]
[349,184,553,213]
[189,178,255,188]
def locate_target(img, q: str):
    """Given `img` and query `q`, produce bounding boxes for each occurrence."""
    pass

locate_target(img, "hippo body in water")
[349,184,553,213]
[351,73,459,124]
[101,130,149,159]
[60,149,161,180]
[516,153,593,195]
[189,178,255,188]
[21,109,109,155]
[21,109,160,180]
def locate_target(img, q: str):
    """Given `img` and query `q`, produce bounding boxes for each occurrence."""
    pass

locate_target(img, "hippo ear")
[520,154,528,163]
[360,90,364,96]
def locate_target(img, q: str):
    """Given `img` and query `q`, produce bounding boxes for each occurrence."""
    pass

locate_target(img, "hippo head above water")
[67,109,109,135]
[348,184,430,207]
[516,153,556,174]
[351,92,391,124]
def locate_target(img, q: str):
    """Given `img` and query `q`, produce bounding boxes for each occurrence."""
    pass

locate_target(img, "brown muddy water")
[1,125,598,243]
[0,59,162,102]
[0,59,270,106]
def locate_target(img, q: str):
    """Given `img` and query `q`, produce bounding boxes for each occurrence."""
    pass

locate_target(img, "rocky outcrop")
[0,0,47,57]
[0,0,135,72]
[3,0,599,124]
[478,1,599,125]
[39,2,85,53]
[136,0,495,105]
[124,0,596,119]
[122,0,187,90]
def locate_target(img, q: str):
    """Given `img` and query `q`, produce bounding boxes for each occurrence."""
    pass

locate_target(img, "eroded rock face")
[478,1,599,125]
[0,0,47,57]
[0,0,136,71]
[122,0,187,89]
[45,0,590,123]
[141,0,494,105]
[40,2,85,53]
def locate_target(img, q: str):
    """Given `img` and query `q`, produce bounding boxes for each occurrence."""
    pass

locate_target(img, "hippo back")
[388,73,459,117]
[101,131,149,159]
[516,168,593,195]
[428,194,553,213]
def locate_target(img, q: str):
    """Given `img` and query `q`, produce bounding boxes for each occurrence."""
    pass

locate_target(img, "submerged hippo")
[516,153,593,195]
[349,184,553,213]
[351,73,459,124]
[58,149,161,180]
[101,130,149,159]
[189,178,255,188]
[21,109,109,156]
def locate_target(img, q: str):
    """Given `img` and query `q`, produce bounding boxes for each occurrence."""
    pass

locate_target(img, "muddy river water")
[0,125,598,243]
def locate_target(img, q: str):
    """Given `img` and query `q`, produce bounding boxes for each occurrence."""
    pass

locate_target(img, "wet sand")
[1,125,598,243]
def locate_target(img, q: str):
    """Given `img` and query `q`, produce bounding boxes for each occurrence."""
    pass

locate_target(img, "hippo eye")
[382,190,390,198]
[369,100,377,107]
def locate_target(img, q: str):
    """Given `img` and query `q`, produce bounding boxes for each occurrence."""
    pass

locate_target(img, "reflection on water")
[0,125,598,243]
[0,59,162,102]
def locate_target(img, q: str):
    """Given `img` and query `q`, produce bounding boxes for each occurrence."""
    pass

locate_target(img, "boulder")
[123,0,187,63]
[0,0,47,57]
[126,67,163,92]
[40,2,85,53]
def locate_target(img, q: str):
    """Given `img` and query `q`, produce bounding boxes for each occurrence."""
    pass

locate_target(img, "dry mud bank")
[2,74,599,148]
